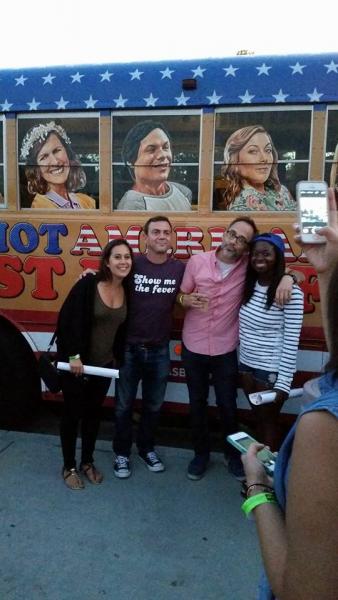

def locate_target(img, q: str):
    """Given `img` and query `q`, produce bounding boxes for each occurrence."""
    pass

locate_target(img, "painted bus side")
[0,52,337,419]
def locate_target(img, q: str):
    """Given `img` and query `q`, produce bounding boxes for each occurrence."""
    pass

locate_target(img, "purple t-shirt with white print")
[126,254,185,345]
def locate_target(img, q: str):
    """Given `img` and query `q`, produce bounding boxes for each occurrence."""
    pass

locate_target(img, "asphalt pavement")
[0,428,262,600]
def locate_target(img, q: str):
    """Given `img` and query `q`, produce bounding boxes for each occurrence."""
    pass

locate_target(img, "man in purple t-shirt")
[113,216,185,478]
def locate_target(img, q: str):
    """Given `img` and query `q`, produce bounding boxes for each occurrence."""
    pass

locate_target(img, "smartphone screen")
[298,186,328,236]
[234,435,275,463]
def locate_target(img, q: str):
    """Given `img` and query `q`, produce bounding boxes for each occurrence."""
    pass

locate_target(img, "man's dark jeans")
[182,344,239,457]
[113,343,170,457]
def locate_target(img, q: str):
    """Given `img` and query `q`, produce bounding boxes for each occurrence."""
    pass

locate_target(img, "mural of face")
[133,128,172,194]
[36,133,70,191]
[238,132,273,192]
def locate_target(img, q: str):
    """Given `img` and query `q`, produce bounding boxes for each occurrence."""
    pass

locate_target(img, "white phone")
[296,180,329,244]
[227,432,277,475]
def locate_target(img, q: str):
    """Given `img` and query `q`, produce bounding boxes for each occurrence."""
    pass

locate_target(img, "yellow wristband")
[241,492,277,517]
[178,293,185,306]
[69,354,80,361]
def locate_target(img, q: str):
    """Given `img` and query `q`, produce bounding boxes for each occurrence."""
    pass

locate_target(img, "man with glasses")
[179,217,294,481]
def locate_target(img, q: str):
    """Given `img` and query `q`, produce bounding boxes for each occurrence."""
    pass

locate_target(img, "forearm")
[251,501,288,597]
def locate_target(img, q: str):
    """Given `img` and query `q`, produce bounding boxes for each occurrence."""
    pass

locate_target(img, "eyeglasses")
[226,229,249,247]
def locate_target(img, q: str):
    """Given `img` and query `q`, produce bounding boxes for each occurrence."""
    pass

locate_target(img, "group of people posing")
[55,206,338,599]
[55,213,304,489]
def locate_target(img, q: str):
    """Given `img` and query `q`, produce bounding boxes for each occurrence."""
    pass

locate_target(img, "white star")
[223,65,238,77]
[100,70,113,82]
[0,99,13,111]
[114,94,128,108]
[143,93,158,107]
[42,73,56,85]
[206,90,222,105]
[191,66,206,78]
[272,89,289,103]
[27,98,40,111]
[256,63,271,76]
[290,62,306,75]
[71,72,84,83]
[307,88,323,102]
[239,89,255,104]
[84,95,98,108]
[55,96,69,110]
[129,69,143,80]
[15,75,28,86]
[160,67,174,79]
[175,92,190,106]
[325,60,338,74]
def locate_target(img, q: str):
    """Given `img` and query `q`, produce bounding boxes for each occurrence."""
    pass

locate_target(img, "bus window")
[213,108,312,211]
[18,115,99,210]
[112,112,200,211]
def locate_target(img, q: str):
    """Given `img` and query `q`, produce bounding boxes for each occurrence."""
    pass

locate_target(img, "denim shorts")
[238,362,278,386]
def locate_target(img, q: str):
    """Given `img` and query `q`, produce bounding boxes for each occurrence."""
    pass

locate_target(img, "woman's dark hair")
[325,261,338,376]
[242,234,285,309]
[24,130,86,195]
[97,239,133,283]
[122,120,171,180]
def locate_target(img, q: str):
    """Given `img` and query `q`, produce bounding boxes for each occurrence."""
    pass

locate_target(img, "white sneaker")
[114,455,131,478]
[139,451,165,472]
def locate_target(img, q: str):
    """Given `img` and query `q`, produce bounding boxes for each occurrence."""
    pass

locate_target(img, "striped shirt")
[239,282,304,393]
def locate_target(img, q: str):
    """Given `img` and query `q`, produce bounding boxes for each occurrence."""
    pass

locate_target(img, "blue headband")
[252,233,285,254]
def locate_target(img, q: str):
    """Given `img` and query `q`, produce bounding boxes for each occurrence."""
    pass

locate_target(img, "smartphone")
[226,432,277,475]
[296,180,329,244]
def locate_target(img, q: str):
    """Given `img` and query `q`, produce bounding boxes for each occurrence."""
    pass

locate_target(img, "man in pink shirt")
[179,216,295,481]
[179,217,257,480]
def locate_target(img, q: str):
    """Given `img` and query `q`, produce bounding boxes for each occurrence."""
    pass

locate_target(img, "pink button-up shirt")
[181,250,247,356]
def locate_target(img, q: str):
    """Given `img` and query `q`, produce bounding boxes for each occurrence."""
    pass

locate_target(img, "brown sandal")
[80,462,103,485]
[63,468,85,490]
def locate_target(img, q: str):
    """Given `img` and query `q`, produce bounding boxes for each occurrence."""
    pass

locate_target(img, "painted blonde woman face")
[36,133,70,189]
[237,132,274,191]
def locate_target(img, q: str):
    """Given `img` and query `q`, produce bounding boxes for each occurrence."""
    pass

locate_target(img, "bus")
[0,51,337,420]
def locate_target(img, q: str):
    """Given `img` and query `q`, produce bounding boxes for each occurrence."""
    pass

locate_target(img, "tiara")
[20,121,71,161]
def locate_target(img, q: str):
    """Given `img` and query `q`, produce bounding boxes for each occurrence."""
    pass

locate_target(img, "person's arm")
[280,411,338,599]
[242,412,338,599]
[295,188,338,346]
[57,276,94,372]
[274,270,303,307]
[273,286,304,401]
[178,257,208,310]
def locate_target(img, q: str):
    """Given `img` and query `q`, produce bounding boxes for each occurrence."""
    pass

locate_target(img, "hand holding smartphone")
[296,180,329,244]
[227,432,277,475]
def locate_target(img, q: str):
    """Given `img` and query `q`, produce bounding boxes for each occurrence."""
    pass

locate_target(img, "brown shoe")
[80,462,103,485]
[63,468,85,490]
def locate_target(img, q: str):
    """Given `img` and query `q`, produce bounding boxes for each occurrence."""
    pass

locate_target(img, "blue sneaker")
[187,454,209,480]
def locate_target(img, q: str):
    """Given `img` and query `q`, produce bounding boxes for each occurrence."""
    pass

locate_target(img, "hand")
[275,274,293,307]
[273,388,288,407]
[79,268,97,280]
[69,357,84,376]
[241,442,273,487]
[182,292,209,311]
[294,188,338,274]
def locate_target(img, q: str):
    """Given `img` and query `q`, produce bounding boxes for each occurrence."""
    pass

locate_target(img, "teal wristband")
[242,492,277,517]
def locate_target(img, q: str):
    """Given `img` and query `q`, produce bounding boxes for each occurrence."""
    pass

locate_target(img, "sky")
[1,0,337,69]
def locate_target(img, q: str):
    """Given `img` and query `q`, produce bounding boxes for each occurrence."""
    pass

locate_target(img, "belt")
[127,341,167,349]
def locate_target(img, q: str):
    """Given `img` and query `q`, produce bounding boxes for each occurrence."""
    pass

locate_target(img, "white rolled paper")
[249,387,303,406]
[57,362,119,379]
